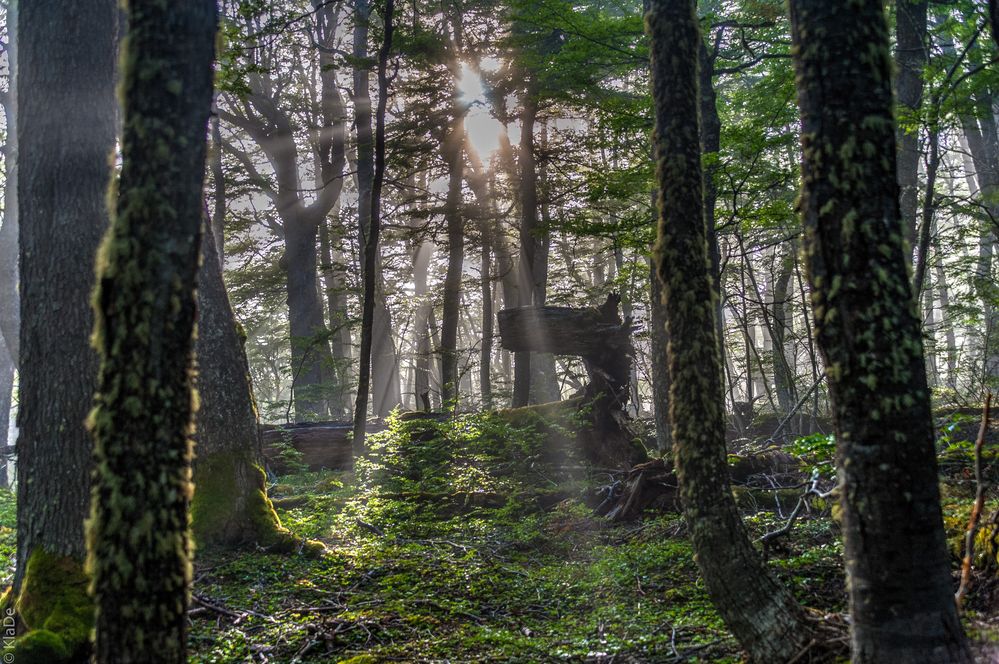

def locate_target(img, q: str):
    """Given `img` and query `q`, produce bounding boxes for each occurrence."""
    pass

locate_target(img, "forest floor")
[2,409,999,662]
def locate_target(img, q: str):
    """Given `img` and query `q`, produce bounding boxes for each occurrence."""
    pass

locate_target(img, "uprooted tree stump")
[497,294,646,469]
[589,451,803,521]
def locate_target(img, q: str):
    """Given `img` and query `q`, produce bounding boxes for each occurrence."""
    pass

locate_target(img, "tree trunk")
[88,2,216,661]
[412,232,434,410]
[191,223,317,554]
[319,214,352,418]
[895,0,928,256]
[0,339,11,487]
[353,0,395,451]
[440,115,465,405]
[210,102,225,266]
[284,216,334,421]
[933,236,958,388]
[0,0,18,369]
[10,0,115,660]
[480,234,493,408]
[513,89,539,407]
[698,40,726,370]
[649,1,813,661]
[960,98,999,384]
[788,1,971,660]
[772,247,796,413]
[532,125,560,404]
[371,272,402,416]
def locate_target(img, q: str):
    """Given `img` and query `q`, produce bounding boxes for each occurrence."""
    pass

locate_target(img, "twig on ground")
[758,468,833,556]
[956,392,992,612]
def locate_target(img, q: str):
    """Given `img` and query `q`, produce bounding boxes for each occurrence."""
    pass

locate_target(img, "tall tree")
[440,108,466,405]
[648,0,813,661]
[896,0,929,254]
[87,1,217,661]
[353,0,396,451]
[512,87,539,407]
[352,0,402,418]
[8,0,115,660]
[218,1,346,421]
[788,0,972,660]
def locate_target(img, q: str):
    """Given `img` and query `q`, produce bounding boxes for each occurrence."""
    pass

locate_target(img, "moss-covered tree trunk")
[788,1,972,661]
[10,0,115,660]
[648,1,813,661]
[87,2,216,661]
[191,224,321,555]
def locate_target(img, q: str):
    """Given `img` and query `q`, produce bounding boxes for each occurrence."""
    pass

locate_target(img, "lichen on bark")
[85,1,218,662]
[788,0,972,661]
[647,0,813,661]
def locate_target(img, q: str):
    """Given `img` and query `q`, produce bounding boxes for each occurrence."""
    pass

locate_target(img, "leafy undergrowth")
[189,412,848,663]
[0,488,14,587]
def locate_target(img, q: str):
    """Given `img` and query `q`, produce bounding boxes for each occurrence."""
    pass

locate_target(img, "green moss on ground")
[184,412,850,662]
[0,411,991,661]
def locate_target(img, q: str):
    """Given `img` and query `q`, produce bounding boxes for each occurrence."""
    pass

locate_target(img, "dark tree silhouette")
[353,0,396,451]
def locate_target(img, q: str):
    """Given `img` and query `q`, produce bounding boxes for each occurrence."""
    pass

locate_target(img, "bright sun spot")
[458,62,504,161]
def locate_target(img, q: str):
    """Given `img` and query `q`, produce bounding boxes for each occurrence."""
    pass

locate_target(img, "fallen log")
[261,421,385,474]
[497,294,637,406]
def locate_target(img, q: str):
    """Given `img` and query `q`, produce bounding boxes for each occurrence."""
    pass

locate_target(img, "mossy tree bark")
[11,0,115,660]
[648,1,813,661]
[788,1,972,661]
[87,1,216,661]
[191,223,320,554]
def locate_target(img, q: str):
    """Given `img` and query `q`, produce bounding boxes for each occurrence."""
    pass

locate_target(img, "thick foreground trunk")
[10,1,116,661]
[789,1,971,661]
[87,2,216,661]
